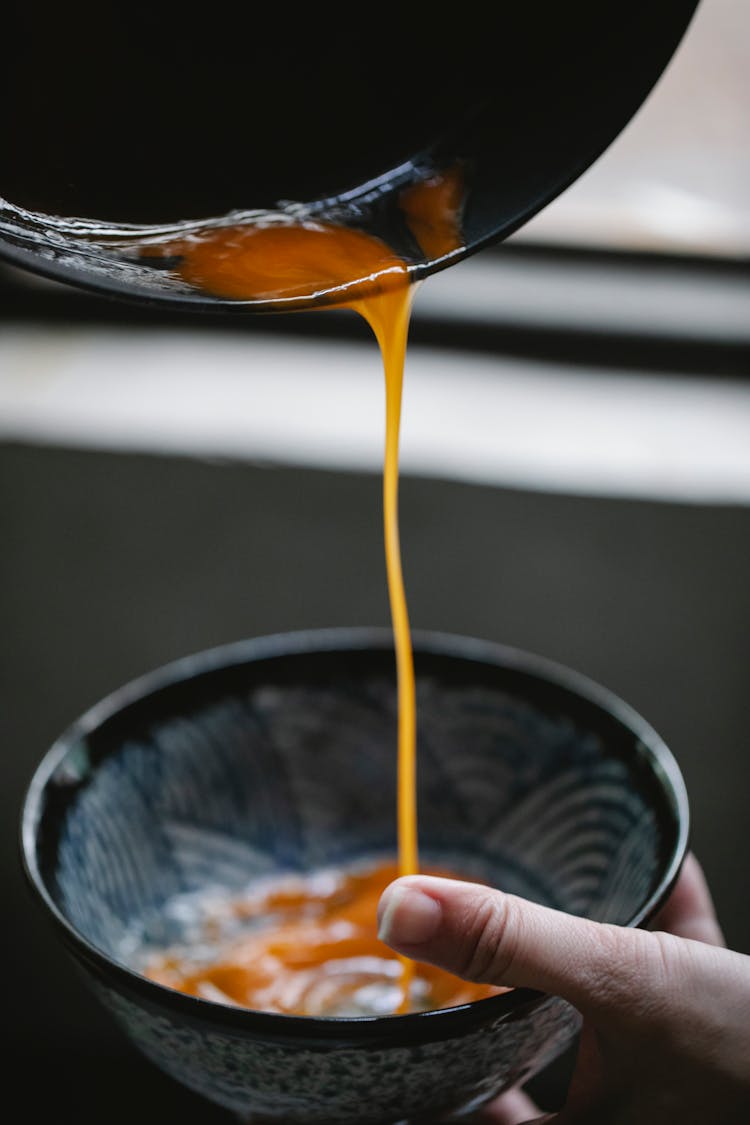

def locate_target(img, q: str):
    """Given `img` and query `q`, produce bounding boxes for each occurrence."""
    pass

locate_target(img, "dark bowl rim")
[20,626,689,1046]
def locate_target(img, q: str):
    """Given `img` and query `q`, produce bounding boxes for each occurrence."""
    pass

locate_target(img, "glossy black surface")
[0,1,698,308]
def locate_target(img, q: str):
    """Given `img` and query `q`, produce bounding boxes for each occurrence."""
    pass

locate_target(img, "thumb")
[377,874,672,1022]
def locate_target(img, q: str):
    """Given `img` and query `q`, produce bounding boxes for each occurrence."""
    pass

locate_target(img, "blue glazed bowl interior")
[21,629,688,1124]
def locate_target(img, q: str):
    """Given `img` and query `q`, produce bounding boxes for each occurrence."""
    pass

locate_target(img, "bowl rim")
[20,626,689,1045]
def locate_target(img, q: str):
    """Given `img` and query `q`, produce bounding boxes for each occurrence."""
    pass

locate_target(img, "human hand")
[377,853,750,1124]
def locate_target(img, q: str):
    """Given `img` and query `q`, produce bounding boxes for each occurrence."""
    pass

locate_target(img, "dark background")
[2,246,749,1120]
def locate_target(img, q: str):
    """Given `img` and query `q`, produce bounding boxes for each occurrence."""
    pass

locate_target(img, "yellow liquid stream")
[140,168,465,1012]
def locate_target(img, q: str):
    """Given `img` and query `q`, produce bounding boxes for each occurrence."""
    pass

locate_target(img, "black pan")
[0,1,699,311]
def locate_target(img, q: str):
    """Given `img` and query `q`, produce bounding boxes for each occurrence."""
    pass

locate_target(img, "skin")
[377,853,750,1124]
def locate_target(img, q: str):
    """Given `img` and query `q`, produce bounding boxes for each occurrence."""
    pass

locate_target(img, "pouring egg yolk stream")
[140,169,472,1015]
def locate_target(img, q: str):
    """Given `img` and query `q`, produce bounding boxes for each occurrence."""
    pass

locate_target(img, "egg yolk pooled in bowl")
[144,859,502,1017]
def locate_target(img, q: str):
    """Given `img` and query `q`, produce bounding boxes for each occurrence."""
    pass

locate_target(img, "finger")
[650,852,724,947]
[377,875,671,1020]
[475,1086,542,1124]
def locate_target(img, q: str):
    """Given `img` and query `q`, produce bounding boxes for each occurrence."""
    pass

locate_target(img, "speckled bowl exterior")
[21,628,689,1124]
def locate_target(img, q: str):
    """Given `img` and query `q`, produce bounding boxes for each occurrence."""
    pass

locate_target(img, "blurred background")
[2,0,749,1119]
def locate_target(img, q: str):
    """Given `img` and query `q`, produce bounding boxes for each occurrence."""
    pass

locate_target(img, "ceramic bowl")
[21,628,688,1124]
